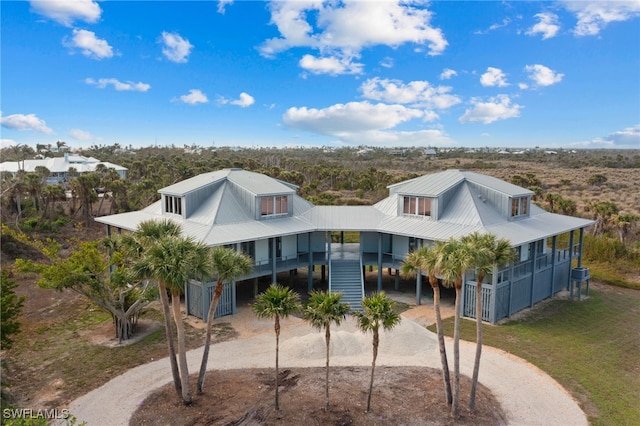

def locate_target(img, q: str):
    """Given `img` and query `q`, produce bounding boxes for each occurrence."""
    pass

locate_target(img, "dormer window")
[261,195,288,217]
[403,196,432,217]
[511,196,528,218]
[165,195,183,215]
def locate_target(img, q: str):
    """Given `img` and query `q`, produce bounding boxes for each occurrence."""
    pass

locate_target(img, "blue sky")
[1,0,639,150]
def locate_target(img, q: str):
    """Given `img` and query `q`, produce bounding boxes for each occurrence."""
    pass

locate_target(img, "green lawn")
[432,285,640,426]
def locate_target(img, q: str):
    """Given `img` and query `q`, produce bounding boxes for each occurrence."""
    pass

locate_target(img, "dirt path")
[69,305,587,426]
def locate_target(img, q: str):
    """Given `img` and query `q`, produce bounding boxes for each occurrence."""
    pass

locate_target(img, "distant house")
[424,148,437,157]
[96,168,593,324]
[0,153,127,184]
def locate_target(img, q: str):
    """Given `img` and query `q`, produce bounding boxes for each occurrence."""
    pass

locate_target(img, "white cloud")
[232,93,255,107]
[459,95,522,124]
[30,0,101,27]
[440,68,457,80]
[561,0,640,36]
[480,67,509,87]
[218,92,255,107]
[1,139,18,148]
[85,78,150,92]
[0,112,54,134]
[217,0,233,14]
[475,18,512,35]
[572,124,640,148]
[360,77,461,110]
[176,89,209,105]
[299,54,363,75]
[70,129,94,140]
[283,101,424,136]
[64,29,113,60]
[260,0,447,74]
[160,31,193,63]
[524,64,564,87]
[339,129,455,147]
[526,12,560,39]
[380,57,394,68]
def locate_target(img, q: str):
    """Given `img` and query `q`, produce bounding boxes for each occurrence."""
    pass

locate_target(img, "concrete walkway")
[69,306,588,425]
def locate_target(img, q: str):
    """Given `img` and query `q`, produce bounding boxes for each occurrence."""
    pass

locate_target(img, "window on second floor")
[165,195,182,215]
[261,195,288,217]
[403,196,432,217]
[511,196,529,218]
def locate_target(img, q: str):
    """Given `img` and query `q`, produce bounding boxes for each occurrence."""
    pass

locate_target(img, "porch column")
[567,230,575,290]
[394,270,400,290]
[377,233,383,292]
[231,280,237,314]
[490,265,498,324]
[271,238,277,284]
[577,228,585,267]
[416,271,422,305]
[529,243,536,308]
[550,236,557,295]
[308,233,313,293]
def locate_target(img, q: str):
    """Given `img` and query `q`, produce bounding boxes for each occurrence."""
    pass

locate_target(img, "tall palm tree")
[127,220,184,398]
[302,290,350,411]
[354,291,401,412]
[197,246,252,394]
[461,232,515,411]
[436,237,472,419]
[401,243,452,406]
[138,235,212,404]
[252,283,302,411]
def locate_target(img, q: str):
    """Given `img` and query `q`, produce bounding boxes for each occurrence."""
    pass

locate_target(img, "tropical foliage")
[252,283,302,411]
[353,291,401,412]
[302,290,350,411]
[197,246,253,394]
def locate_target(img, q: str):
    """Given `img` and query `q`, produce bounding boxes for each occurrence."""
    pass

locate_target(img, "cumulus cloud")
[283,101,424,136]
[480,67,509,87]
[524,64,564,87]
[458,95,522,124]
[175,89,209,105]
[30,0,101,26]
[260,0,447,74]
[440,68,457,80]
[380,57,394,68]
[526,12,561,39]
[64,29,113,59]
[70,129,94,140]
[219,92,255,107]
[160,31,193,63]
[571,125,640,148]
[85,78,150,92]
[360,78,461,110]
[0,112,54,134]
[561,0,640,36]
[299,54,364,75]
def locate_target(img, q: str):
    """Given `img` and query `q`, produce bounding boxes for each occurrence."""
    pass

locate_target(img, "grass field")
[433,283,640,426]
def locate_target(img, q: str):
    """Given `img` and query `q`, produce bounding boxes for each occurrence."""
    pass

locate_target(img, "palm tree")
[436,237,472,419]
[354,291,401,412]
[252,283,302,411]
[138,234,212,404]
[401,244,452,406]
[127,220,184,398]
[461,232,515,411]
[302,290,350,411]
[197,246,252,394]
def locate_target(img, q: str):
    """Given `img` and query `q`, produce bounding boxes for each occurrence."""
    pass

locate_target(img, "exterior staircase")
[329,260,364,312]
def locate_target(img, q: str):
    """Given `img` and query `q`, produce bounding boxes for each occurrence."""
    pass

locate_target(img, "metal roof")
[95,168,593,248]
[0,156,127,174]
